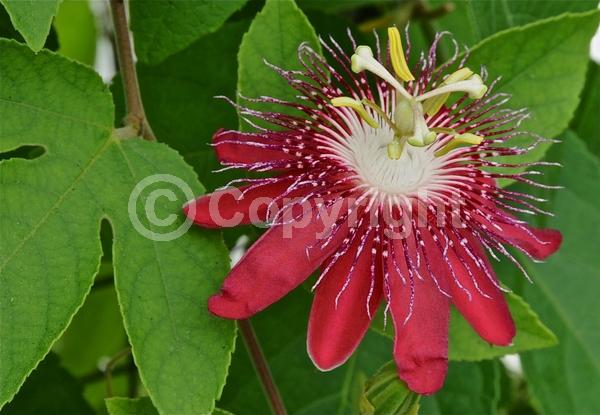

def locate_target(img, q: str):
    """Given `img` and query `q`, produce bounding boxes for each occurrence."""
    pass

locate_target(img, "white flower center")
[340,122,443,196]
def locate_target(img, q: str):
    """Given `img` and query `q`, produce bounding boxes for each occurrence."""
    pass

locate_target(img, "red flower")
[183,27,561,394]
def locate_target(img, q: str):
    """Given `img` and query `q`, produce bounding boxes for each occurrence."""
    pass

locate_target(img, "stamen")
[416,74,488,103]
[434,132,484,157]
[351,45,412,100]
[422,67,474,116]
[388,27,415,82]
[331,97,379,128]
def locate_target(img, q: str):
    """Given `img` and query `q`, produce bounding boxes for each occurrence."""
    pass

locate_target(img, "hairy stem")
[238,319,288,415]
[108,0,156,141]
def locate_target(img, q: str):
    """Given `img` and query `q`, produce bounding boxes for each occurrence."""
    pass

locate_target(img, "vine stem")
[108,0,156,141]
[238,319,288,415]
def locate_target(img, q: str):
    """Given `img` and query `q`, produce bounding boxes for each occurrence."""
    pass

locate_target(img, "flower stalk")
[238,319,287,415]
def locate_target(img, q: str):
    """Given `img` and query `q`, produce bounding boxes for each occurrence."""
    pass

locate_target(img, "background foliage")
[0,0,598,414]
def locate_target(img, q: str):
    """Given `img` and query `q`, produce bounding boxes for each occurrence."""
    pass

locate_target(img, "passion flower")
[183,27,561,394]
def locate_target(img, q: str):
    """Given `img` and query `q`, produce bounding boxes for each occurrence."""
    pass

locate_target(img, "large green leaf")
[360,361,420,415]
[431,0,598,48]
[0,353,94,415]
[106,397,159,415]
[571,63,600,156]
[130,0,248,64]
[237,0,321,119]
[465,11,599,166]
[113,20,250,192]
[0,40,234,413]
[516,131,600,414]
[0,0,59,51]
[420,361,500,415]
[371,292,556,361]
[218,288,390,415]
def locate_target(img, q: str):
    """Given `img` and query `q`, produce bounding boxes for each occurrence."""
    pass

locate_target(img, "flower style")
[183,27,562,394]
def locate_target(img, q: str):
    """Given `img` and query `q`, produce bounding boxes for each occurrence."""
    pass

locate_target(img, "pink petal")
[307,232,382,371]
[444,229,515,346]
[208,199,350,319]
[389,231,450,394]
[182,180,292,228]
[213,129,293,165]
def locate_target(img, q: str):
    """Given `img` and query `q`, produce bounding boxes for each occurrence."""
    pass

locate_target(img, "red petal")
[183,180,292,228]
[443,229,515,346]
[213,129,293,165]
[308,232,382,371]
[468,176,561,260]
[501,223,561,260]
[473,210,561,260]
[389,231,450,394]
[209,199,351,319]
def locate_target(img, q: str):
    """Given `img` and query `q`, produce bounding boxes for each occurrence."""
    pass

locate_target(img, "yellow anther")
[466,74,488,99]
[388,27,415,82]
[424,131,437,145]
[423,67,474,116]
[331,97,379,128]
[434,133,484,157]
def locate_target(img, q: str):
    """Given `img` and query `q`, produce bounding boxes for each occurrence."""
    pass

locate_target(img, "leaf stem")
[108,0,156,141]
[238,319,288,415]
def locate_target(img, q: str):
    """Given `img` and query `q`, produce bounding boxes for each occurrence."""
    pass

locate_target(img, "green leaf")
[218,288,390,415]
[0,40,234,413]
[237,0,321,120]
[113,20,250,192]
[53,278,128,377]
[571,63,600,156]
[420,361,500,415]
[465,11,600,167]
[371,292,556,361]
[130,0,248,64]
[53,0,96,66]
[0,0,60,51]
[430,0,599,48]
[106,397,158,415]
[0,353,94,415]
[448,293,557,361]
[360,361,420,415]
[516,131,600,414]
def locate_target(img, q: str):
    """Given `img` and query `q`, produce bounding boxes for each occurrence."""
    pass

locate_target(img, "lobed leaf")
[0,40,234,413]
